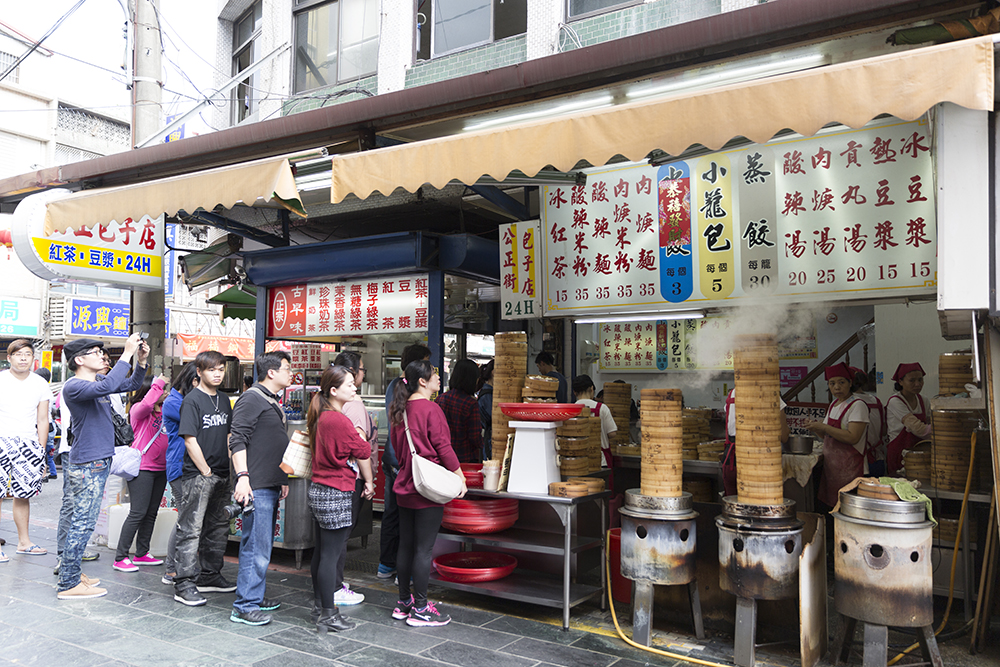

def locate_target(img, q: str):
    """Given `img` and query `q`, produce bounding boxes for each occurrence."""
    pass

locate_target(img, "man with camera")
[228,351,293,625]
[58,334,148,599]
[173,350,233,607]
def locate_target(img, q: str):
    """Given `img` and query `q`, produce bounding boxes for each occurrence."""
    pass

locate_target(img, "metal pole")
[130,0,166,374]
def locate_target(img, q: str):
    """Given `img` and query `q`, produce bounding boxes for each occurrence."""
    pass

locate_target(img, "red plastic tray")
[442,515,518,534]
[448,498,518,511]
[433,551,518,583]
[499,403,583,422]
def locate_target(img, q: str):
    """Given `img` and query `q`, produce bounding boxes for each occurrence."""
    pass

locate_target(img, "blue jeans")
[233,486,279,613]
[58,458,111,591]
[57,463,75,555]
[45,433,56,477]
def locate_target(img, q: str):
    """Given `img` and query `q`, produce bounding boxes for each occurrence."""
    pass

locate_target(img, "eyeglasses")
[82,349,104,357]
[358,367,366,374]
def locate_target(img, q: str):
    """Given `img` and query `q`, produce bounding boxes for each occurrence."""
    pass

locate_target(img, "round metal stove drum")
[833,493,934,628]
[716,497,804,600]
[619,490,698,585]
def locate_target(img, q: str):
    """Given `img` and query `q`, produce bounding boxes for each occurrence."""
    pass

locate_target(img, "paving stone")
[421,639,538,667]
[180,628,288,663]
[261,626,368,661]
[570,632,683,666]
[482,615,588,645]
[505,637,617,667]
[333,619,445,653]
[253,649,353,667]
[3,634,112,666]
[338,645,451,667]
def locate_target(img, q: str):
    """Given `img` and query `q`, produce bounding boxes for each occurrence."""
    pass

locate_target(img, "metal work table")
[433,488,610,630]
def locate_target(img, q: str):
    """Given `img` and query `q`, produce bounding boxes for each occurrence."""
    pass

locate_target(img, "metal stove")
[831,492,942,667]
[717,496,805,667]
[619,489,704,645]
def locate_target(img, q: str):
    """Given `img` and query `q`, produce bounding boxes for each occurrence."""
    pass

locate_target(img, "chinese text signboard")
[289,343,324,368]
[177,334,253,360]
[597,316,817,372]
[0,297,41,337]
[542,118,936,315]
[785,402,829,437]
[499,221,542,320]
[71,300,170,338]
[12,190,165,292]
[268,274,430,338]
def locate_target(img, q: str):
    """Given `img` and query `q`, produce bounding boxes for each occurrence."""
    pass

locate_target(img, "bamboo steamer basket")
[555,437,591,455]
[733,334,783,505]
[549,481,589,497]
[857,479,899,501]
[567,477,605,493]
[525,375,559,390]
[559,456,591,476]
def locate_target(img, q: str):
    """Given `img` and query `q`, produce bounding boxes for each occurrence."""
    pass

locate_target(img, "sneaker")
[174,587,207,606]
[259,598,281,612]
[82,551,99,562]
[161,573,175,585]
[334,584,364,606]
[196,576,236,593]
[406,601,451,627]
[132,554,164,566]
[58,582,108,600]
[231,609,272,626]
[376,563,397,579]
[81,574,100,587]
[113,558,139,573]
[392,595,414,620]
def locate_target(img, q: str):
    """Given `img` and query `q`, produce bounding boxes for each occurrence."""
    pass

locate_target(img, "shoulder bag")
[111,422,162,480]
[280,430,312,478]
[403,410,463,504]
[113,411,135,448]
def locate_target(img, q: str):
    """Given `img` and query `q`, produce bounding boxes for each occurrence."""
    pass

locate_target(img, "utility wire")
[0,0,89,83]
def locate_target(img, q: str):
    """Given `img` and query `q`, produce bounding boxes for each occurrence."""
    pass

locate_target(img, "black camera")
[138,331,149,340]
[222,498,254,519]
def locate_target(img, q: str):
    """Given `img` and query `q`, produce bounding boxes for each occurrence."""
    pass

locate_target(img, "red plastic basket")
[499,403,584,422]
[442,514,518,534]
[433,552,518,583]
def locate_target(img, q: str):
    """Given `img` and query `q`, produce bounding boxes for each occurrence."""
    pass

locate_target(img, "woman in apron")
[806,363,869,508]
[885,362,931,475]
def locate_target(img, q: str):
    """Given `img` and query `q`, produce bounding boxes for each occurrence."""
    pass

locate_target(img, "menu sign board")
[268,273,429,338]
[542,118,936,315]
[499,220,543,320]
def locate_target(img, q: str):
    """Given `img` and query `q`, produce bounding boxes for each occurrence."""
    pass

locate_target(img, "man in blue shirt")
[534,351,568,404]
[58,334,148,599]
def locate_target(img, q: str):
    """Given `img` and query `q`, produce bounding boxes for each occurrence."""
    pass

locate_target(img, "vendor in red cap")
[805,362,869,507]
[885,362,930,475]
[850,367,887,477]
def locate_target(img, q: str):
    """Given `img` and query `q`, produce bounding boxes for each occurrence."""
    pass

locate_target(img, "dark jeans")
[397,505,443,607]
[234,487,279,613]
[116,470,167,561]
[56,462,75,555]
[163,480,183,574]
[173,473,230,591]
[379,466,399,569]
[58,458,111,591]
[312,523,352,608]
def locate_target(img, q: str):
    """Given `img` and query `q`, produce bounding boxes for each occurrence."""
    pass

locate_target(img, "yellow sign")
[31,238,162,278]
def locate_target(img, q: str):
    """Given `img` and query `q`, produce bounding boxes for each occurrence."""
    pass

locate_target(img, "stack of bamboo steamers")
[732,334,784,504]
[930,410,982,491]
[639,388,684,497]
[556,408,601,476]
[938,353,974,395]
[603,382,632,447]
[492,332,528,455]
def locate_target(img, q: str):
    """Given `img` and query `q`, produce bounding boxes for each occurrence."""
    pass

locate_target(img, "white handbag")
[403,411,463,504]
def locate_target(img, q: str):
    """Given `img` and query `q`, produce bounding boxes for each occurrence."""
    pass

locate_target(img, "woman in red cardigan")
[307,365,374,634]
[388,359,466,627]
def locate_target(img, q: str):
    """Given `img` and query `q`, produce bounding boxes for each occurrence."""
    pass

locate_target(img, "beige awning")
[44,156,305,235]
[331,37,994,203]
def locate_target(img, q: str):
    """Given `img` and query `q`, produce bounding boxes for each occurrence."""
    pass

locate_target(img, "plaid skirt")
[308,482,354,530]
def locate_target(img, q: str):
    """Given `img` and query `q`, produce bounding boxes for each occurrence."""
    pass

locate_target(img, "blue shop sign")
[70,299,170,338]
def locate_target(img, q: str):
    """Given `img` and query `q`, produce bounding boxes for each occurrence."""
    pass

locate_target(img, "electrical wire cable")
[0,0,88,83]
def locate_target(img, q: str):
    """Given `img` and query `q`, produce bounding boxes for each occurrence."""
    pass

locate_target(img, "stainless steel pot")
[785,435,813,455]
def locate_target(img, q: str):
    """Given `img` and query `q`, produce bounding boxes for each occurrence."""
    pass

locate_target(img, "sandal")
[0,551,8,563]
[15,545,47,555]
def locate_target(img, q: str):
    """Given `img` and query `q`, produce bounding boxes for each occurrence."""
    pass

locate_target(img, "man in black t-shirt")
[173,351,234,607]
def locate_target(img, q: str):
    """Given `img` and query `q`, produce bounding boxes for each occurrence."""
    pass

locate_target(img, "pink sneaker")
[113,558,138,572]
[132,554,164,566]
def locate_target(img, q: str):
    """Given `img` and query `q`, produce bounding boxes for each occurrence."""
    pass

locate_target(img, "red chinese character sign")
[267,274,430,338]
[499,221,542,320]
[11,188,165,291]
[542,118,936,315]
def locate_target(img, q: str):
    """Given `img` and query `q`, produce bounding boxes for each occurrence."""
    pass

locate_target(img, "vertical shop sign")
[657,163,693,303]
[695,155,735,300]
[738,148,778,295]
[499,221,542,320]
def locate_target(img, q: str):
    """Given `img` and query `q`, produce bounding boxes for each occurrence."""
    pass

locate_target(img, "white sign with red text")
[499,220,543,320]
[267,274,430,338]
[541,118,937,315]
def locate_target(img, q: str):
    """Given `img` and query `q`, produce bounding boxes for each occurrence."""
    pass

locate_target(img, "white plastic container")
[106,504,178,557]
[107,503,130,551]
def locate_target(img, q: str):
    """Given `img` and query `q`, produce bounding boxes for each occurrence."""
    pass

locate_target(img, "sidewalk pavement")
[1,478,997,667]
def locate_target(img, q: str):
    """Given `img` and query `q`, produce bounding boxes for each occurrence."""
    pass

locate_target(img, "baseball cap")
[63,338,105,362]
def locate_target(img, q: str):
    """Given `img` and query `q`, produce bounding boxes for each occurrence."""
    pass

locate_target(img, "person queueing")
[32,367,58,483]
[571,375,617,467]
[851,367,888,477]
[229,351,294,626]
[885,362,931,476]
[435,358,484,464]
[331,351,375,606]
[806,362,869,508]
[58,334,148,599]
[377,343,431,581]
[477,360,494,461]
[160,363,200,585]
[307,364,375,633]
[113,374,170,572]
[534,351,568,404]
[388,359,466,627]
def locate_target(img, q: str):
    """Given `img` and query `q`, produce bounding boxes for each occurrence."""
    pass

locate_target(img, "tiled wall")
[283,75,379,114]
[404,35,528,89]
[562,0,721,51]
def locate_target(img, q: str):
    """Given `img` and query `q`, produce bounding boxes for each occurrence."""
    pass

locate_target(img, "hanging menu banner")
[499,220,543,320]
[267,273,429,338]
[542,118,937,315]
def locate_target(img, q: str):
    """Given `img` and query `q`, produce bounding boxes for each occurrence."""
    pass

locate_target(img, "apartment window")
[0,51,19,84]
[567,0,639,20]
[293,0,379,93]
[232,1,263,124]
[418,0,526,60]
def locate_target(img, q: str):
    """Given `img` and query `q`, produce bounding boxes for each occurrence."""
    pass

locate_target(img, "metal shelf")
[437,527,602,555]
[429,570,603,609]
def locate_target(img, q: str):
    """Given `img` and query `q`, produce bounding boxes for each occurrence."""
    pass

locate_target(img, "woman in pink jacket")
[113,374,169,572]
